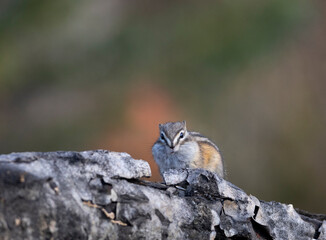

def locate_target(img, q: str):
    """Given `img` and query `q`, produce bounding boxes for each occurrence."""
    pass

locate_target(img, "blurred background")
[0,0,325,213]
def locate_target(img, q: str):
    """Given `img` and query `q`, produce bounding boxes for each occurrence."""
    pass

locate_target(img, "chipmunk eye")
[180,132,184,139]
[160,133,164,140]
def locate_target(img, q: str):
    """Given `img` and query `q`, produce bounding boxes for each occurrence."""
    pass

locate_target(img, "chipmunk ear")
[182,120,187,129]
[159,123,162,130]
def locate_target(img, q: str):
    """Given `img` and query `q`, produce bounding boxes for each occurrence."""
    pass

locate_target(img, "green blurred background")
[1,0,325,213]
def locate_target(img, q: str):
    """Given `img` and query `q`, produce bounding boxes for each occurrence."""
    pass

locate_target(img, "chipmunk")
[152,121,225,178]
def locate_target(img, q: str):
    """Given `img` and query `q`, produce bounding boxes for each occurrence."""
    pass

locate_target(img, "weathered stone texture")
[0,150,325,240]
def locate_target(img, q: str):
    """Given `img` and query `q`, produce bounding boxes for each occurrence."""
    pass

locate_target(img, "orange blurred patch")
[99,82,181,182]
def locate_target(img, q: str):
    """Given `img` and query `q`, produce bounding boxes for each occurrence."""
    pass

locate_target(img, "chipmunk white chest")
[152,139,200,173]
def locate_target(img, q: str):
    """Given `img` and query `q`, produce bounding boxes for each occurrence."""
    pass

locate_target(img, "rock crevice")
[0,150,325,240]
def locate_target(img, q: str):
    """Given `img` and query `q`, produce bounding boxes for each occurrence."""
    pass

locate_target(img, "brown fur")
[199,142,224,177]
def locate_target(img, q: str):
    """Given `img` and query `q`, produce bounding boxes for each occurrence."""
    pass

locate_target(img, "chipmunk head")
[158,121,188,152]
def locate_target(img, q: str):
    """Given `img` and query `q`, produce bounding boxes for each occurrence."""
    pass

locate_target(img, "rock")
[162,168,188,185]
[0,150,325,240]
[318,221,326,239]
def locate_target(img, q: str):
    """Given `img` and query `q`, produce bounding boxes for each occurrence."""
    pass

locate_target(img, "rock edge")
[0,150,325,240]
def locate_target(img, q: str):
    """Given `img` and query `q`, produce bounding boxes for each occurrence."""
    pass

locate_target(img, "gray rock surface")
[0,150,325,240]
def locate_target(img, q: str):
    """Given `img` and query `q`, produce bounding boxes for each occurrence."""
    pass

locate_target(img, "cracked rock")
[0,150,325,240]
